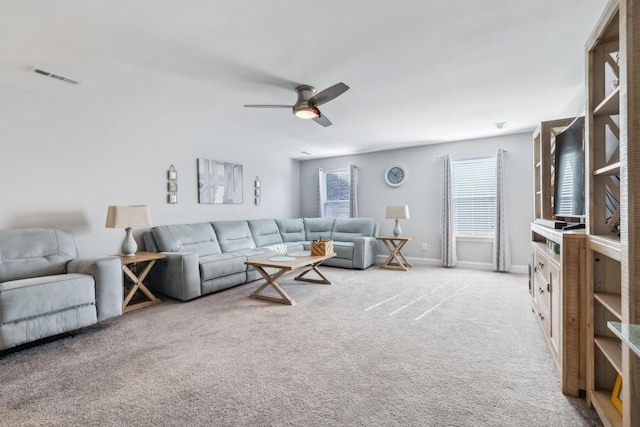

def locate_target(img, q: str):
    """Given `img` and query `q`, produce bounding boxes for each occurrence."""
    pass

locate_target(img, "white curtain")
[441,155,457,267]
[316,168,325,218]
[349,164,359,218]
[492,148,511,271]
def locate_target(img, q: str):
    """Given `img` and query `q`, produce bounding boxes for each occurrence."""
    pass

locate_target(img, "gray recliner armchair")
[0,228,123,351]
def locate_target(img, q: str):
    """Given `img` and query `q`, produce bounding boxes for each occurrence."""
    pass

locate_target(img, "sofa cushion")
[332,241,355,259]
[1,305,97,351]
[0,274,95,323]
[212,221,256,253]
[276,218,305,242]
[199,253,248,281]
[0,228,78,283]
[234,248,274,259]
[152,223,221,256]
[248,219,284,247]
[303,218,336,242]
[331,218,376,242]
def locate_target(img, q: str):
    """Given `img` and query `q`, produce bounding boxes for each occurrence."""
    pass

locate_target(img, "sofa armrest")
[67,256,123,321]
[147,252,201,301]
[353,236,378,269]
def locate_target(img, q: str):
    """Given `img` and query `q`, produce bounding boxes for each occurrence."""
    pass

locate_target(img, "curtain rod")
[437,150,507,160]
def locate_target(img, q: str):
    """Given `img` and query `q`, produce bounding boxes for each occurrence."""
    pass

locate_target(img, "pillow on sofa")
[275,218,305,242]
[248,219,284,247]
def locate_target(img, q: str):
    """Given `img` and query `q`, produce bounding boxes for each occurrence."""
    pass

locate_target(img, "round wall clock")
[385,165,407,187]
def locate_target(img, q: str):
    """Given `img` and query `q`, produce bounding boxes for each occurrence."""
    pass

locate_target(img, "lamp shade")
[105,205,151,229]
[385,205,410,219]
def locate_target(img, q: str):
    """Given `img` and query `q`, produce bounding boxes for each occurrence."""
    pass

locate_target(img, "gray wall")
[299,133,533,270]
[0,85,300,257]
[2,81,534,270]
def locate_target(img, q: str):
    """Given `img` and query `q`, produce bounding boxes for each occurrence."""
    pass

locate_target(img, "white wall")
[0,85,300,257]
[299,133,534,269]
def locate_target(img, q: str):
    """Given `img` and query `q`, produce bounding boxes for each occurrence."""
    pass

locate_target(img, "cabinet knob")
[538,287,544,295]
[538,261,544,269]
[538,312,544,320]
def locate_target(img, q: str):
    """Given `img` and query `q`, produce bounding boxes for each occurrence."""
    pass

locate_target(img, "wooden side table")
[120,251,165,313]
[377,236,414,271]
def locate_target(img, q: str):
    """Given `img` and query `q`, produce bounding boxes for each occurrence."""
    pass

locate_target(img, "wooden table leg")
[295,262,333,284]
[249,266,295,305]
[380,239,413,271]
[122,260,162,312]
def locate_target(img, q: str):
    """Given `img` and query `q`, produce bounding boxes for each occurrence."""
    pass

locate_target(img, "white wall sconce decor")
[167,165,178,204]
[106,205,152,256]
[385,205,410,237]
[255,176,261,205]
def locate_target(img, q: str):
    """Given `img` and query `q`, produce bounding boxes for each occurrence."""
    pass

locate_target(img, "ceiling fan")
[243,82,349,127]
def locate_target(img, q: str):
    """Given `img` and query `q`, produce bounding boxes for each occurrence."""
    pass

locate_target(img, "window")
[323,167,351,218]
[451,155,496,236]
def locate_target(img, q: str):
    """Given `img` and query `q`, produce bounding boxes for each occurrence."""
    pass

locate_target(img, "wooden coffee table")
[245,252,336,305]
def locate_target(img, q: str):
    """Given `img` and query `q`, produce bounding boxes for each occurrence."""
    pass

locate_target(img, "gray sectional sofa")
[142,218,378,301]
[0,228,124,351]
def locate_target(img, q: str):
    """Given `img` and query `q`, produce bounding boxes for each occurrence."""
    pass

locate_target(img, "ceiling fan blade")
[313,113,332,127]
[243,104,293,108]
[309,82,350,106]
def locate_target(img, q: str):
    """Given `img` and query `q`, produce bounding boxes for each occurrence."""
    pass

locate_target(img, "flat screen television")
[553,116,585,220]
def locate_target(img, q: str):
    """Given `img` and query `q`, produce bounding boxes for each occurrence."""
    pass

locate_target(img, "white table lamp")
[386,205,410,237]
[106,205,152,256]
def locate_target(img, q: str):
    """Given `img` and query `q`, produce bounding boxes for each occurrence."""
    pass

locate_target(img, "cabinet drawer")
[535,304,559,366]
[533,247,551,284]
[534,268,551,314]
[535,303,550,337]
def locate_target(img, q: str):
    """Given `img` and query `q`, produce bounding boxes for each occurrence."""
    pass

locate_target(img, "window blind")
[451,155,496,235]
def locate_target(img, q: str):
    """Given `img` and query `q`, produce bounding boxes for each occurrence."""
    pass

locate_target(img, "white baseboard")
[375,255,528,274]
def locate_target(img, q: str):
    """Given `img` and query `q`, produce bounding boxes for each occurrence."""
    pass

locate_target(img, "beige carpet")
[0,265,602,426]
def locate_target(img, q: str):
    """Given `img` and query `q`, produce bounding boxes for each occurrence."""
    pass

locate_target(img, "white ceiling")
[2,1,607,159]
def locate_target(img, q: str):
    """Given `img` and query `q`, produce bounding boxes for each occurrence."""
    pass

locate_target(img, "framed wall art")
[167,164,178,204]
[254,176,261,205]
[197,158,243,204]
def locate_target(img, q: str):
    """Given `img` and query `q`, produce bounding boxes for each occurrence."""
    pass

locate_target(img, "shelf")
[595,336,622,374]
[608,322,640,357]
[594,87,620,116]
[591,389,623,427]
[588,235,621,261]
[594,292,622,319]
[585,1,637,425]
[593,161,621,176]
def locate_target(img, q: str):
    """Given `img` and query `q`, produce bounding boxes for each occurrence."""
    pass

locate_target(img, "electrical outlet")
[422,243,428,251]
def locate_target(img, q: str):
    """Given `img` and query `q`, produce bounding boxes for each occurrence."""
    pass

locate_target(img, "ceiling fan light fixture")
[244,82,348,127]
[294,107,318,119]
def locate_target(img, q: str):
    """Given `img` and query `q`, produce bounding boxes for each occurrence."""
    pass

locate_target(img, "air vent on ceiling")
[31,67,81,85]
